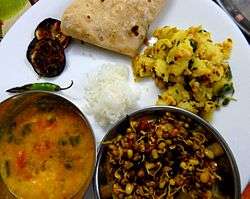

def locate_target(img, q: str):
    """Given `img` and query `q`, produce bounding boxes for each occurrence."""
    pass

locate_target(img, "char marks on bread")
[61,0,166,57]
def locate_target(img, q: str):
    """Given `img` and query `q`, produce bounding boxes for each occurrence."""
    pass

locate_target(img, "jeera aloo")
[133,26,234,120]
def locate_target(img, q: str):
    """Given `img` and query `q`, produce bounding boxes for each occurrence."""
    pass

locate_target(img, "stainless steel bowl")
[94,106,241,199]
[0,92,96,199]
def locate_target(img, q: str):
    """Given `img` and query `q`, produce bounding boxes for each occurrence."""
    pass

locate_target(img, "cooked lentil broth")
[0,93,95,199]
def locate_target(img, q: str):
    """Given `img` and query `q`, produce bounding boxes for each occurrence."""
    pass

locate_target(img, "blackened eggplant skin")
[34,18,71,48]
[26,38,66,77]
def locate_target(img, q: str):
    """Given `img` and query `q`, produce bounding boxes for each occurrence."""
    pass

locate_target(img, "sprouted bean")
[101,112,230,199]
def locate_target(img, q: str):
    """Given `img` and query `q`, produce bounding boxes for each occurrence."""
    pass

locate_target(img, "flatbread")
[61,0,166,57]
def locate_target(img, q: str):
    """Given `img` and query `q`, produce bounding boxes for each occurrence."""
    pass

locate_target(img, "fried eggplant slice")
[35,18,70,48]
[27,38,66,77]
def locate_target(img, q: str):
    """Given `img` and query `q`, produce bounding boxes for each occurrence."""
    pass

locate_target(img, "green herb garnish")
[190,39,198,52]
[21,123,32,137]
[69,135,81,147]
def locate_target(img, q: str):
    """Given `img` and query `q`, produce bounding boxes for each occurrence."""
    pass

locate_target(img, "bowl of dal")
[0,92,96,199]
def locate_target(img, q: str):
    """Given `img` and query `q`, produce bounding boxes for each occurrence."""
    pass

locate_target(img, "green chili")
[222,97,236,106]
[6,80,73,93]
[190,39,198,52]
[21,123,32,137]
[2,160,10,178]
[217,83,234,98]
[225,67,233,80]
[69,135,81,147]
[58,137,68,146]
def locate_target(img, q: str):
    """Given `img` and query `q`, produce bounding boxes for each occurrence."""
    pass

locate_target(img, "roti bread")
[61,0,166,57]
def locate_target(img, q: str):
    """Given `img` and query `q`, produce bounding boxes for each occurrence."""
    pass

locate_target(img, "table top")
[213,0,250,43]
[0,0,249,198]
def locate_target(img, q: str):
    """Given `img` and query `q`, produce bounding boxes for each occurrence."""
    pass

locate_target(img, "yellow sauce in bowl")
[0,93,95,199]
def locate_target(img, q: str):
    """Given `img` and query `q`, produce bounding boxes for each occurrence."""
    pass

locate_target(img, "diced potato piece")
[157,84,190,105]
[153,59,170,82]
[132,55,155,78]
[153,26,178,39]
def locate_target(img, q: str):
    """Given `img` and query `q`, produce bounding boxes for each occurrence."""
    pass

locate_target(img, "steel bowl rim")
[93,105,241,199]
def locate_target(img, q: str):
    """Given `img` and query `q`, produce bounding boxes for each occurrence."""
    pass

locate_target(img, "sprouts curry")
[100,112,234,199]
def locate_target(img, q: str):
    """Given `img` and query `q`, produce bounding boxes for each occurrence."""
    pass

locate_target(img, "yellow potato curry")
[133,26,234,119]
[0,93,95,199]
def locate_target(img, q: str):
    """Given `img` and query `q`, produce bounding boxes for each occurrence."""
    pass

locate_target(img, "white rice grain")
[84,63,139,127]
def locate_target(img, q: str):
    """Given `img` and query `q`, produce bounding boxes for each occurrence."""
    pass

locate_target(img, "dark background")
[213,0,250,43]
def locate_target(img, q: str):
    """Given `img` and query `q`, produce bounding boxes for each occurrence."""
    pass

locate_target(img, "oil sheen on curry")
[0,93,95,199]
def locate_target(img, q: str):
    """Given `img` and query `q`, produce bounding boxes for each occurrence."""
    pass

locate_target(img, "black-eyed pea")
[125,183,134,195]
[200,170,210,184]
[127,149,133,159]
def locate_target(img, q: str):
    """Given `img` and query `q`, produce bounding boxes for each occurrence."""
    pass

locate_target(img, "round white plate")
[0,0,250,195]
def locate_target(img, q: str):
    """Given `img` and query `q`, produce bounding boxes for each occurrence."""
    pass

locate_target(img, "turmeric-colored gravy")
[0,93,95,199]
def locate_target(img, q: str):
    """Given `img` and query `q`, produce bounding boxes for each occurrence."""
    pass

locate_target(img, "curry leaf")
[190,39,198,52]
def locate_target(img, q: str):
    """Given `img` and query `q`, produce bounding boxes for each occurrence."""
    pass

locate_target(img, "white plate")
[0,0,250,195]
